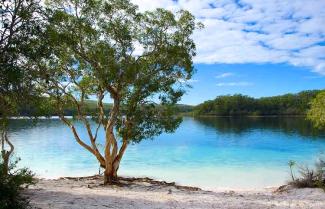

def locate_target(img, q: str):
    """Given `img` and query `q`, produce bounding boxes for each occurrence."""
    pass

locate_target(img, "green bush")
[0,159,35,209]
[288,157,325,191]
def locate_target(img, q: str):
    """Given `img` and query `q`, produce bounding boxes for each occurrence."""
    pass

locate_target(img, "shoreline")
[34,174,284,192]
[36,174,279,191]
[24,175,325,209]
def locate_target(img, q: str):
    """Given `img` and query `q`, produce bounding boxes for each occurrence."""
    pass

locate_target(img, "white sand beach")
[24,175,325,209]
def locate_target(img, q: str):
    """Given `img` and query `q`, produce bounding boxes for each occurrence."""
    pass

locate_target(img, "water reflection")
[193,116,325,138]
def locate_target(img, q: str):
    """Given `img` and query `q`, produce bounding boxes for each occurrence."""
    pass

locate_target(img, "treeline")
[18,100,193,116]
[18,100,111,117]
[17,90,323,117]
[193,90,323,116]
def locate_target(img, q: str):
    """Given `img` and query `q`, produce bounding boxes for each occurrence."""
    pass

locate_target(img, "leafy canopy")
[40,0,200,142]
[0,0,46,118]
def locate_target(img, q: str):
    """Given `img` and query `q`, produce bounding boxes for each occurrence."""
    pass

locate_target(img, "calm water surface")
[8,117,325,190]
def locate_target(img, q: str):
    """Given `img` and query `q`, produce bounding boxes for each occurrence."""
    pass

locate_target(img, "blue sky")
[181,63,325,105]
[129,0,325,105]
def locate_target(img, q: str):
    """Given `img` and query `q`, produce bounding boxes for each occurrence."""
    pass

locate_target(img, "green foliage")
[0,159,35,209]
[176,104,194,114]
[0,0,45,118]
[307,91,325,129]
[39,0,199,142]
[18,99,111,116]
[17,99,192,116]
[193,90,322,116]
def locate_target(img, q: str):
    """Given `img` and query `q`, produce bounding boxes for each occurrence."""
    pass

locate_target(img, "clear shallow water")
[8,117,325,190]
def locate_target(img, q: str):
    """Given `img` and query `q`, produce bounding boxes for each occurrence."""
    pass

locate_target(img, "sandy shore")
[24,175,325,209]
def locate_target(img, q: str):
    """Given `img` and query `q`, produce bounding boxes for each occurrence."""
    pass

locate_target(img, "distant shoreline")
[7,115,307,119]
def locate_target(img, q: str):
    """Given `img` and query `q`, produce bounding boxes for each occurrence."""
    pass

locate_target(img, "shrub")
[288,157,325,191]
[0,158,35,209]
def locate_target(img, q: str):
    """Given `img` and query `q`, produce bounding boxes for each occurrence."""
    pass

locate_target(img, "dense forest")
[17,90,323,117]
[193,90,323,116]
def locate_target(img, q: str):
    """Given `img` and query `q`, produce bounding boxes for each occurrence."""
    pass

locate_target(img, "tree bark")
[103,163,115,184]
[1,129,14,176]
[103,140,128,184]
[112,140,128,177]
[103,97,119,185]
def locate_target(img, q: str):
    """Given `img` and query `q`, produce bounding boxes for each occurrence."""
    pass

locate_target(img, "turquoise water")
[8,117,325,190]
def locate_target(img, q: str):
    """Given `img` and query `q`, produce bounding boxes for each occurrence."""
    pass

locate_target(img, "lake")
[8,117,325,190]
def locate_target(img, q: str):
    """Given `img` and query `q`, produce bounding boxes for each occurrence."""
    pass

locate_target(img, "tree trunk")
[1,129,13,176]
[112,141,128,178]
[103,131,117,185]
[102,97,130,185]
[103,160,120,184]
[112,157,121,178]
[103,141,128,185]
[1,150,9,175]
[112,162,119,178]
[104,167,114,184]
[103,98,119,185]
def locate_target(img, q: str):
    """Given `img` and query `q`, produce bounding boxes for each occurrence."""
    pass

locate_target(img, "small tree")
[39,0,199,184]
[288,160,296,181]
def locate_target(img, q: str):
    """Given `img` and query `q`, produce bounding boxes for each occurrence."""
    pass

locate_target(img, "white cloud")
[216,82,253,87]
[216,72,235,78]
[296,46,325,59]
[131,0,325,75]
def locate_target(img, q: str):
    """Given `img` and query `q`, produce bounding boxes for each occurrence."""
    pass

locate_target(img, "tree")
[0,0,44,175]
[39,0,199,184]
[307,91,325,129]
